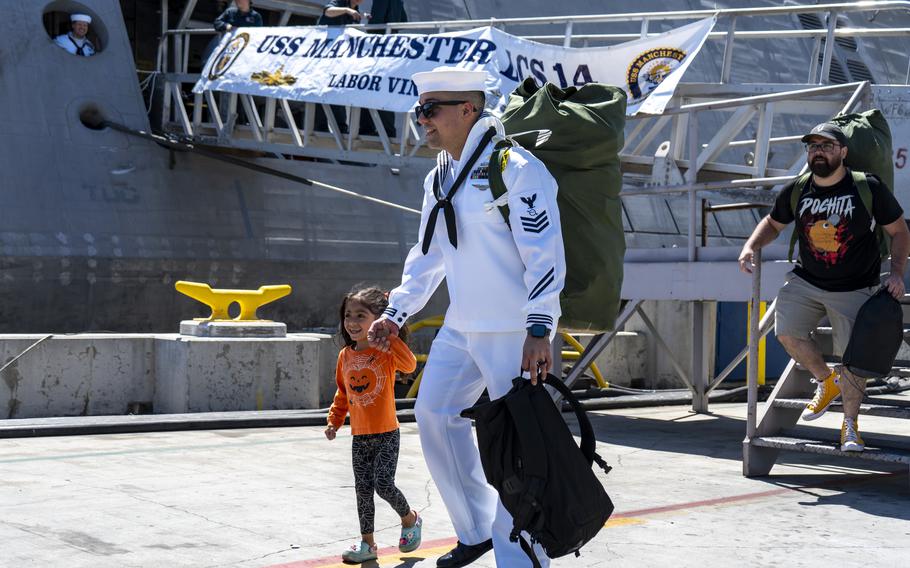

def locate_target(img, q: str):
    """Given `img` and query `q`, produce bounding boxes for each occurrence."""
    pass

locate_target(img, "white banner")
[195,17,716,116]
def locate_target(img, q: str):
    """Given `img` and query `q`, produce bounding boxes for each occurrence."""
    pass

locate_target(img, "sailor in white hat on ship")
[368,66,565,568]
[54,13,96,57]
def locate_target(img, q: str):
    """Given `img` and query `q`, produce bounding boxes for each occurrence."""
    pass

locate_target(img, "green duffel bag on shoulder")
[488,79,627,332]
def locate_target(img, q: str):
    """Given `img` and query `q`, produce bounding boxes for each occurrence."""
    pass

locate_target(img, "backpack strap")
[488,138,514,228]
[787,173,812,263]
[852,170,890,259]
[542,374,612,474]
[517,535,543,568]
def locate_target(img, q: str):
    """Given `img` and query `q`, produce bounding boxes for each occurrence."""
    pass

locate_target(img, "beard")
[809,154,841,177]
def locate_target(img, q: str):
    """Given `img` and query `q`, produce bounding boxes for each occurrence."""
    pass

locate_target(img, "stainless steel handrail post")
[746,248,762,439]
[720,16,737,84]
[687,111,699,262]
[819,10,838,84]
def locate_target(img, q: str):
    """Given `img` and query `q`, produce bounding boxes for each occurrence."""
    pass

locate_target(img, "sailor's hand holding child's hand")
[324,425,337,440]
[368,318,400,352]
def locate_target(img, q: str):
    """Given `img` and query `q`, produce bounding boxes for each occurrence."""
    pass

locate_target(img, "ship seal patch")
[626,47,686,101]
[208,32,250,80]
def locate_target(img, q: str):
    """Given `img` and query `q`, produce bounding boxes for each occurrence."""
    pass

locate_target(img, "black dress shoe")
[436,539,494,568]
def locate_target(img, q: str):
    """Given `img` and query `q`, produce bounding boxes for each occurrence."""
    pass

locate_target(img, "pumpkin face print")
[349,373,372,394]
[345,352,386,407]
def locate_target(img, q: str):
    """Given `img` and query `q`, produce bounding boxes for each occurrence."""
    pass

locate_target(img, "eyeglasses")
[805,142,842,154]
[414,100,467,120]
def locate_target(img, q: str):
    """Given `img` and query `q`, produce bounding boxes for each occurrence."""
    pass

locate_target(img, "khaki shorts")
[774,272,878,356]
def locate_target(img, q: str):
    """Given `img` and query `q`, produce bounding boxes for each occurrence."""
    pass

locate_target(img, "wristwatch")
[527,323,550,338]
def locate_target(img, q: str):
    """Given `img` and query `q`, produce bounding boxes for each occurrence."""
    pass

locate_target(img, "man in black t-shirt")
[739,122,910,452]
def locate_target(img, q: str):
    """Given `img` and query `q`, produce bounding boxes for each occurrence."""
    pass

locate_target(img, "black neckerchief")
[68,34,87,56]
[421,127,496,254]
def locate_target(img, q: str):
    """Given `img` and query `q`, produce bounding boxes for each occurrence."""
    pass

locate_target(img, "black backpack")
[842,289,903,378]
[461,374,614,567]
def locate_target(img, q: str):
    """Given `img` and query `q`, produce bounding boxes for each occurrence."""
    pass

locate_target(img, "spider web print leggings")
[352,429,411,534]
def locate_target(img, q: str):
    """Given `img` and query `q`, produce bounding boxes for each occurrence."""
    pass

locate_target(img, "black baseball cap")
[801,122,848,146]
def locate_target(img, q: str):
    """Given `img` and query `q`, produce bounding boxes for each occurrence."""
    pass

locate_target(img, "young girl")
[325,287,422,564]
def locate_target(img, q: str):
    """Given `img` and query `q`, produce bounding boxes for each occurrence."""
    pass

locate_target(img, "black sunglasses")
[414,100,467,120]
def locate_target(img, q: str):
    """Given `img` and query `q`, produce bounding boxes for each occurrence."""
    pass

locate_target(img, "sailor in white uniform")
[368,67,565,568]
[54,14,96,57]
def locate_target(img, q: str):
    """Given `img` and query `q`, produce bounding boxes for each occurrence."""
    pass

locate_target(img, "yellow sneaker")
[841,417,865,452]
[801,372,841,421]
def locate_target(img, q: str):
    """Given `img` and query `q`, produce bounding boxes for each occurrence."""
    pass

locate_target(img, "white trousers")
[414,326,550,568]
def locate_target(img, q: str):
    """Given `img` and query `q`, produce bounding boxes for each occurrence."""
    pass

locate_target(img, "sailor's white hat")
[412,66,489,95]
[71,13,92,24]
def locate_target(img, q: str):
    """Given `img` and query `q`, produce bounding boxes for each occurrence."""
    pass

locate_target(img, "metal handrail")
[403,316,608,397]
[349,1,910,31]
[158,0,910,81]
[746,249,762,440]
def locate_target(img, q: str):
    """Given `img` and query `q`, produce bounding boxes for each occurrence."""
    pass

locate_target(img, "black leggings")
[352,429,411,534]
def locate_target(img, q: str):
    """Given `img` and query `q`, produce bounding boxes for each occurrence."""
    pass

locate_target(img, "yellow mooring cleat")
[175,280,292,321]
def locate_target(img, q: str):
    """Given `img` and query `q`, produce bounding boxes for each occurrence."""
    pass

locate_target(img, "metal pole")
[840,81,870,115]
[720,16,737,83]
[746,248,762,439]
[818,10,838,84]
[701,198,708,247]
[687,111,699,262]
[691,301,707,413]
[808,37,821,83]
[160,0,168,73]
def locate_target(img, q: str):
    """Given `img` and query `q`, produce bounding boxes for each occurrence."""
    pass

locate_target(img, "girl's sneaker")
[341,541,377,564]
[399,513,423,553]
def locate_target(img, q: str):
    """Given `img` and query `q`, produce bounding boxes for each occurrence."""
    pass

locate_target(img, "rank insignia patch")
[519,194,549,233]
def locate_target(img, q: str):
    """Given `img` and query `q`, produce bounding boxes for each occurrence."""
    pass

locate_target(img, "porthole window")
[43,1,107,57]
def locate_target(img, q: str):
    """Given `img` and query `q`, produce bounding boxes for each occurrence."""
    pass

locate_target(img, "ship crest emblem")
[208,32,250,80]
[251,66,297,86]
[626,47,687,102]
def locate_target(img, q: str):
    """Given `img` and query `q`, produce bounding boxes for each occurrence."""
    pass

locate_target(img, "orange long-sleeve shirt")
[327,336,417,436]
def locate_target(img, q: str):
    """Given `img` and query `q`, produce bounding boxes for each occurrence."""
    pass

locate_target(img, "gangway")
[150,1,910,416]
[744,251,910,487]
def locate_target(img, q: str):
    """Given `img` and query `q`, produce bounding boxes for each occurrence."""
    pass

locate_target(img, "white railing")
[153,1,910,161]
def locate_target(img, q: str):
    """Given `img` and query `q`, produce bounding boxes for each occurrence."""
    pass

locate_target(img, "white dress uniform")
[54,33,95,56]
[54,14,95,57]
[382,97,566,565]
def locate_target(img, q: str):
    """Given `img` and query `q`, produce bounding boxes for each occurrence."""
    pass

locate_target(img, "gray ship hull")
[3,0,908,332]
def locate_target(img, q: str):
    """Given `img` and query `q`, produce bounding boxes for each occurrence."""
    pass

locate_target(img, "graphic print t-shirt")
[770,170,903,291]
[326,336,417,435]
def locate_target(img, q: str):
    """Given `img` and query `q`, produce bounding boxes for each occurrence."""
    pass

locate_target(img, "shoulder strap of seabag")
[488,138,514,227]
[787,172,812,262]
[851,170,890,259]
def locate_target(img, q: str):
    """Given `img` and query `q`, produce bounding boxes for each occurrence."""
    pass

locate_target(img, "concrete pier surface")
[2,402,908,568]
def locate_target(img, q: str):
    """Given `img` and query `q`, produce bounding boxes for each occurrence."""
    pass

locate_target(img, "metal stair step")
[793,362,910,375]
[751,436,910,465]
[774,398,910,419]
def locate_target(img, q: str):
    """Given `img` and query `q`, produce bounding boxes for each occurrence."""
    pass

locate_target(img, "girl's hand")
[324,425,337,440]
[368,318,399,352]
